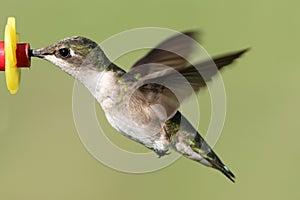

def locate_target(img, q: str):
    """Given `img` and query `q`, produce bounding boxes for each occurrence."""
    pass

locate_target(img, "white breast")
[79,69,167,150]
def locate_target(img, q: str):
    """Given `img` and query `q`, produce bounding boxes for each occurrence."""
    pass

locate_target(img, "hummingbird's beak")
[30,49,48,58]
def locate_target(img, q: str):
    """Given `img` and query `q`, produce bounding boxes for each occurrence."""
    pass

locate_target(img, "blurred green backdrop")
[0,0,299,199]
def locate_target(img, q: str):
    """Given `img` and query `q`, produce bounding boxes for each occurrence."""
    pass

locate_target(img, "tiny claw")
[155,149,170,158]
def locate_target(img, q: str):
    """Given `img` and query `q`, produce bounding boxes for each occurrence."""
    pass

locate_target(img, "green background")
[0,0,299,199]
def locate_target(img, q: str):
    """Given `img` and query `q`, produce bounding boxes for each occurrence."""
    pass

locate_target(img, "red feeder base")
[0,41,31,71]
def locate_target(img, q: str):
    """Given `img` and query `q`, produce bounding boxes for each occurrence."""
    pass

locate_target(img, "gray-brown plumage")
[31,31,248,182]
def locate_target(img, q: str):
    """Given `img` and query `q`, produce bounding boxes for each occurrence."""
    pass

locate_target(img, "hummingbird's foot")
[155,149,171,158]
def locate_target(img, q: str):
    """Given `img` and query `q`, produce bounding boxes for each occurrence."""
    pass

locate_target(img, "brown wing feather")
[130,49,248,120]
[130,31,199,76]
[178,48,249,90]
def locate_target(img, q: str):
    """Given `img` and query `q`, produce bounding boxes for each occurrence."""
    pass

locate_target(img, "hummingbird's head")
[32,36,110,74]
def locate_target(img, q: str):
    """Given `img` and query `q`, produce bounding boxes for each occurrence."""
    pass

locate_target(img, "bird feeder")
[0,17,31,94]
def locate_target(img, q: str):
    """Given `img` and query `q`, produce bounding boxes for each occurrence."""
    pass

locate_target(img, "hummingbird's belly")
[104,111,168,151]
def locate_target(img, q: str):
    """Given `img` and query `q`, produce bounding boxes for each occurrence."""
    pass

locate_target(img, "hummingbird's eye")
[58,48,71,58]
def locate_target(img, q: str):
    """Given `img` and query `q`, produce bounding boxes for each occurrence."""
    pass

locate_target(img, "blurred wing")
[129,49,248,120]
[173,49,249,91]
[129,31,199,76]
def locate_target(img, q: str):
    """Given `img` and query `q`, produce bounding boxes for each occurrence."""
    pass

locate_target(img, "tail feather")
[214,164,236,183]
[192,136,236,183]
[166,111,235,182]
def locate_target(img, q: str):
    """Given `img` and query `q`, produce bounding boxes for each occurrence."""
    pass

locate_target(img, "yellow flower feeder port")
[0,17,31,94]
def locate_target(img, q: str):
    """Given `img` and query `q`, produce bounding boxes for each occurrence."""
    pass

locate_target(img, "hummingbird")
[31,31,248,182]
